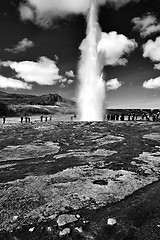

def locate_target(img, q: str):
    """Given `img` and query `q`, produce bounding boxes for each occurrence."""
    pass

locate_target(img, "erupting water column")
[77,0,106,121]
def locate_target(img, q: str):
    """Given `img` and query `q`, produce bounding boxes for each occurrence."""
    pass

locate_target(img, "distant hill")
[0,91,76,117]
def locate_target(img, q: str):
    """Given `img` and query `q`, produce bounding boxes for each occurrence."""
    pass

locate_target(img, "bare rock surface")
[0,121,160,239]
[143,133,160,141]
[0,142,60,161]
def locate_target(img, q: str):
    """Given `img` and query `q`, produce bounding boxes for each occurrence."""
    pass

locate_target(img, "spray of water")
[77,0,106,121]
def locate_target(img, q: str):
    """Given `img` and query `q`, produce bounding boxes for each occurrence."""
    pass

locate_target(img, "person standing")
[156,113,159,122]
[21,115,23,123]
[132,113,135,121]
[141,113,145,121]
[25,116,28,123]
[120,114,124,121]
[40,115,43,122]
[116,114,119,121]
[2,116,6,124]
[128,114,131,121]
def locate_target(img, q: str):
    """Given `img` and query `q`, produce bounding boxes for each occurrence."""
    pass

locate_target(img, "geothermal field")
[0,0,160,240]
[0,119,160,240]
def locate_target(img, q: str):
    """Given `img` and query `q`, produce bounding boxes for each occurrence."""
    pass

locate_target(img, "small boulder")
[59,228,70,237]
[75,227,83,233]
[107,218,117,226]
[46,226,52,233]
[29,227,35,232]
[57,214,78,227]
[76,214,81,219]
[13,216,18,221]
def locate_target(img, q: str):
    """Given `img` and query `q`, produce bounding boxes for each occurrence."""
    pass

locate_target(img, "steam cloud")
[77,1,137,121]
[77,0,106,121]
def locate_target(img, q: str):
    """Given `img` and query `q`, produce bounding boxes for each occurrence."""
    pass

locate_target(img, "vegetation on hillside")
[0,91,76,117]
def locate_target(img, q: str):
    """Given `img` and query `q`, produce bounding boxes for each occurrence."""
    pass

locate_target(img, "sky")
[0,0,160,109]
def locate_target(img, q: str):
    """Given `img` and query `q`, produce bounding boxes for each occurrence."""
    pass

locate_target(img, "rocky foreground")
[0,121,160,239]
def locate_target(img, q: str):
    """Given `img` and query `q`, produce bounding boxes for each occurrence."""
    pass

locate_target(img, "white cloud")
[61,78,68,83]
[18,0,141,28]
[107,0,141,9]
[60,83,65,88]
[58,78,74,87]
[132,14,160,37]
[0,75,32,90]
[154,63,160,70]
[67,79,74,84]
[19,4,34,22]
[98,31,137,66]
[106,78,122,90]
[143,37,160,62]
[65,70,75,78]
[1,57,62,86]
[5,38,34,53]
[58,78,67,84]
[143,77,160,89]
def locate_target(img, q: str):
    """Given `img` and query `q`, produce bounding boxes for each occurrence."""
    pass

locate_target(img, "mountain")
[0,91,76,117]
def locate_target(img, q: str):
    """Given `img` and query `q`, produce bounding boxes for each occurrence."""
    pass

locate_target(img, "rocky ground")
[0,120,160,239]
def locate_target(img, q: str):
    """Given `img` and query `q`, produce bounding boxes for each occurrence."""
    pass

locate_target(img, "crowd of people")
[1,112,160,124]
[1,115,53,124]
[106,113,160,122]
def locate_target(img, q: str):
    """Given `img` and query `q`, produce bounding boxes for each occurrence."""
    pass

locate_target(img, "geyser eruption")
[77,0,106,121]
[18,0,137,121]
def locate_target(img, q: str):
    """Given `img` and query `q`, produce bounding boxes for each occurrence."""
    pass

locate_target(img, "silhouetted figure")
[40,115,43,122]
[2,116,6,124]
[132,114,135,121]
[74,114,77,118]
[28,117,31,123]
[45,116,48,122]
[141,114,145,121]
[156,113,159,121]
[25,116,28,123]
[152,114,156,122]
[21,116,23,123]
[128,114,131,121]
[71,116,73,120]
[111,114,115,121]
[120,114,124,121]
[116,114,119,121]
[50,116,52,121]
[107,114,110,121]
[146,114,150,121]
